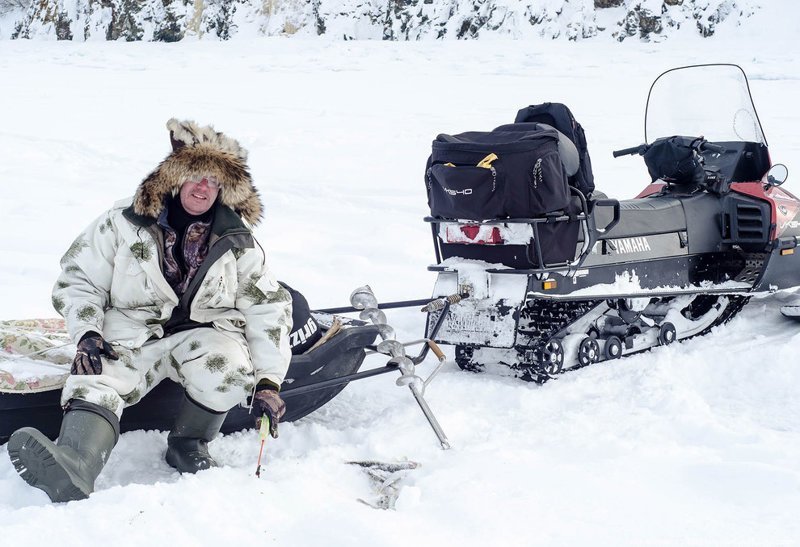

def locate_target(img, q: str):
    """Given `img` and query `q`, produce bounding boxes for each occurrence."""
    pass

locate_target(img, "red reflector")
[454,226,503,244]
[460,225,480,240]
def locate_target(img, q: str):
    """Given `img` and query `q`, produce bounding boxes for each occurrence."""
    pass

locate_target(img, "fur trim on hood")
[133,119,263,225]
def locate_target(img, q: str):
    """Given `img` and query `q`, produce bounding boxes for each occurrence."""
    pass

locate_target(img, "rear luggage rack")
[426,189,620,276]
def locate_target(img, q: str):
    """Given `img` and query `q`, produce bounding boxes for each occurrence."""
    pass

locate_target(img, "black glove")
[71,332,119,375]
[252,386,286,438]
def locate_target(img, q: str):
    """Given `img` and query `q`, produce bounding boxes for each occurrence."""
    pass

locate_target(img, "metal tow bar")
[350,285,451,450]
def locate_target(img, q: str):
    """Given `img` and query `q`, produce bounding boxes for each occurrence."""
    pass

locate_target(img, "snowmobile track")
[456,294,751,383]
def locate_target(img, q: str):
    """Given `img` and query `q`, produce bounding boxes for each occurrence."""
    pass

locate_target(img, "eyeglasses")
[185,175,221,189]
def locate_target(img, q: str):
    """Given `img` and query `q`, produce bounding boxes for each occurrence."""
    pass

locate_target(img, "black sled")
[1,290,453,449]
[423,64,798,380]
[0,316,379,444]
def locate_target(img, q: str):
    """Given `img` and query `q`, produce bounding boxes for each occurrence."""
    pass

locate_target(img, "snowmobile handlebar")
[612,144,649,158]
[698,141,726,154]
[613,138,726,159]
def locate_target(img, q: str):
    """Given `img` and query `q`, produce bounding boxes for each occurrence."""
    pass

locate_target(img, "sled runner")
[781,306,800,321]
[423,64,797,380]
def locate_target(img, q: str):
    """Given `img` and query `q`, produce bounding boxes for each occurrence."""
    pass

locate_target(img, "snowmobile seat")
[592,196,687,240]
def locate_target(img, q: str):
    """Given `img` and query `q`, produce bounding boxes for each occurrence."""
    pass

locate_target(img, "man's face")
[180,175,220,215]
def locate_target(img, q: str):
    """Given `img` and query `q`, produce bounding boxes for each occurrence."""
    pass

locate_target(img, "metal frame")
[294,299,454,449]
[287,302,451,398]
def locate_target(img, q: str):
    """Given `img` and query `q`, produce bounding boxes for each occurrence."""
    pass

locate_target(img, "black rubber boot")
[165,394,227,474]
[7,400,120,503]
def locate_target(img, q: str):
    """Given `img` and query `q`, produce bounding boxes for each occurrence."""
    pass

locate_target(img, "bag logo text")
[444,188,473,196]
[289,317,319,348]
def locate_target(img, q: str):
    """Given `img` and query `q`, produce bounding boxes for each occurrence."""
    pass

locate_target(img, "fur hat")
[132,119,263,225]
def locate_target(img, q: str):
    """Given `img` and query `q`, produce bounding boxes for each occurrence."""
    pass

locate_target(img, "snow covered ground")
[2,18,800,546]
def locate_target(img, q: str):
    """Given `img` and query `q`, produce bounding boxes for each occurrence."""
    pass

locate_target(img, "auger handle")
[427,340,446,362]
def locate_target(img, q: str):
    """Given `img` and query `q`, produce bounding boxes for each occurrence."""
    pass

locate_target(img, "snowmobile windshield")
[645,64,767,146]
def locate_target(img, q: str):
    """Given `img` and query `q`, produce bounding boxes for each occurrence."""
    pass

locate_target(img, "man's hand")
[252,388,286,438]
[71,332,119,375]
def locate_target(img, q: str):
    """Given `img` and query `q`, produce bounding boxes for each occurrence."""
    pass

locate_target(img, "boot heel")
[6,402,119,503]
[166,394,227,474]
[8,428,89,502]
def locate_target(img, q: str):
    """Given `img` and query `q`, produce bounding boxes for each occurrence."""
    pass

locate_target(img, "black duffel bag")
[514,102,595,196]
[279,282,322,354]
[425,126,569,221]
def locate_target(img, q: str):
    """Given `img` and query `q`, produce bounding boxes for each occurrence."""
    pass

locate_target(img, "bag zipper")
[531,158,543,189]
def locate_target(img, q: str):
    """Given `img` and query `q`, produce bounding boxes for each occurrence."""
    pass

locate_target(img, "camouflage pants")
[61,327,255,419]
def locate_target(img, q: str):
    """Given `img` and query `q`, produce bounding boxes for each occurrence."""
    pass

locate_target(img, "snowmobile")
[422,64,797,381]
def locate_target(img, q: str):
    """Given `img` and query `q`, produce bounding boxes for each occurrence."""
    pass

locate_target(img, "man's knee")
[185,383,248,413]
[60,346,155,418]
[176,330,254,412]
[62,378,126,419]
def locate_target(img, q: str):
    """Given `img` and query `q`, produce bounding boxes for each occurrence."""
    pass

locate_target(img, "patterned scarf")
[157,202,212,295]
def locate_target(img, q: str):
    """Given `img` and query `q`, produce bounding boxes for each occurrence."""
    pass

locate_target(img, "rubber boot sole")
[7,428,91,503]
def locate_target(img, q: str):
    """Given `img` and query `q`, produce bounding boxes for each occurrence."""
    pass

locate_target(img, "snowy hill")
[1,0,762,41]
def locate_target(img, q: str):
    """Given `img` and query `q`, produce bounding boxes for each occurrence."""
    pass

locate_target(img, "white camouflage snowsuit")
[52,120,292,418]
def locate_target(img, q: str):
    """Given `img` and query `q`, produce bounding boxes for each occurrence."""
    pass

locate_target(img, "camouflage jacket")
[51,196,293,389]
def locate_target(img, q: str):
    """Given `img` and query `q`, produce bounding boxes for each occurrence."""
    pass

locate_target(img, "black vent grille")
[735,203,767,242]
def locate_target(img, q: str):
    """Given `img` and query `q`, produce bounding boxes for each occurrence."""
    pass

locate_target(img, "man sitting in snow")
[7,119,292,503]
